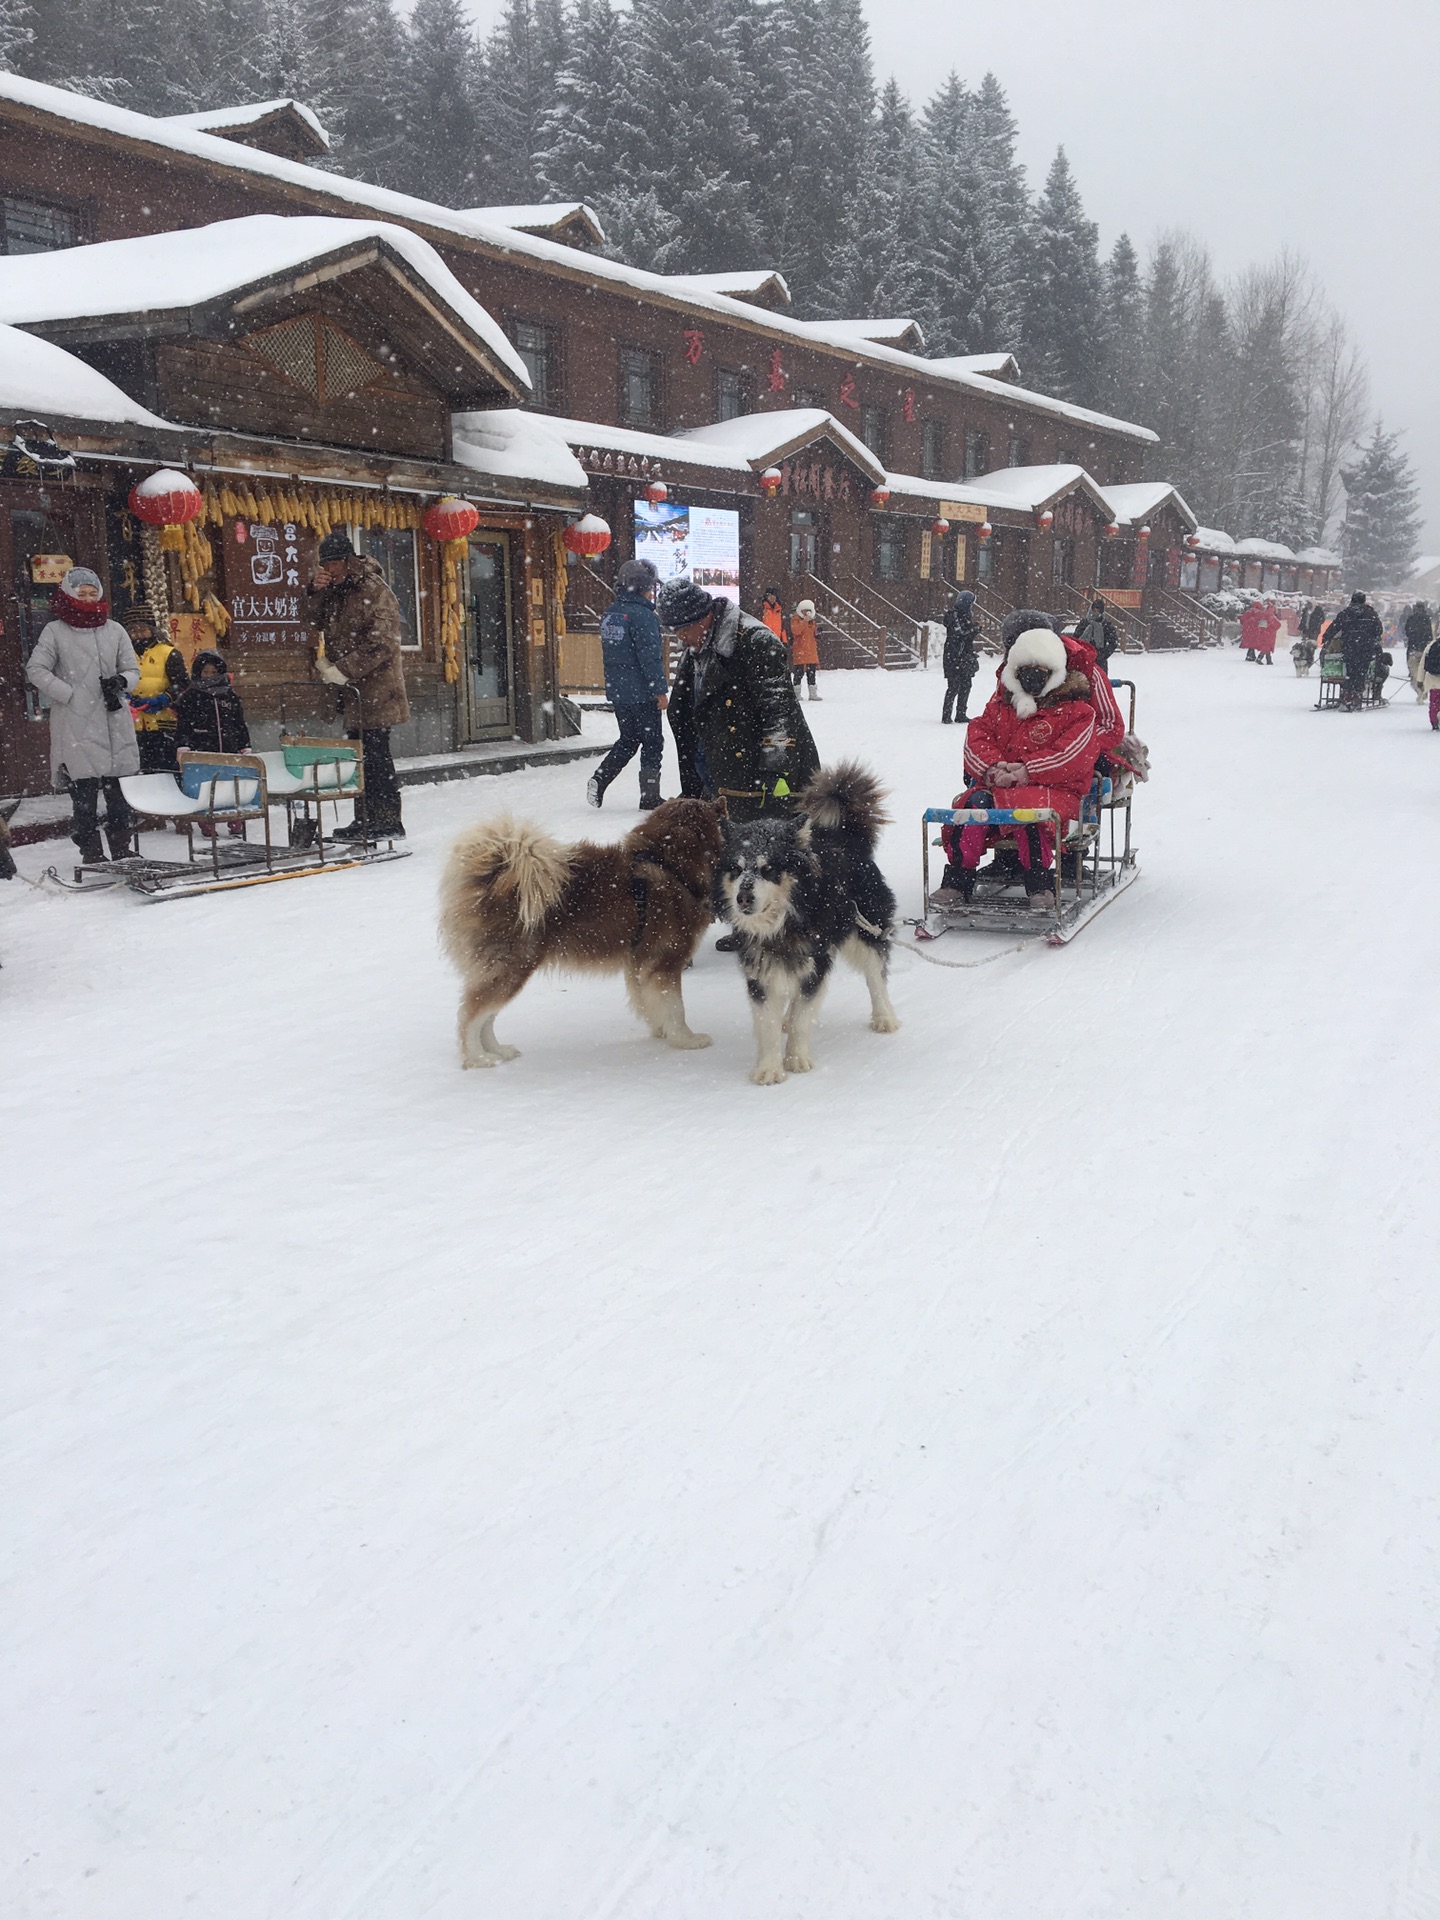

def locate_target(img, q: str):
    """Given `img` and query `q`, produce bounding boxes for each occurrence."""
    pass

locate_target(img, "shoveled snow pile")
[2,656,1436,1918]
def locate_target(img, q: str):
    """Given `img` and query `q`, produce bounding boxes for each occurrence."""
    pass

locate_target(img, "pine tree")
[395,0,485,206]
[814,78,923,322]
[0,0,32,71]
[480,0,570,203]
[535,0,636,214]
[329,0,411,184]
[1021,147,1102,404]
[966,73,1028,349]
[1096,234,1143,420]
[1341,424,1422,586]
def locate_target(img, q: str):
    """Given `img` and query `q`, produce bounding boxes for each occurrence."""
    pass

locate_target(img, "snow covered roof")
[881,472,991,509]
[0,214,531,395]
[1102,481,1197,531]
[159,99,330,154]
[1192,526,1236,553]
[1294,546,1342,567]
[676,409,886,483]
[464,203,605,250]
[0,76,1159,446]
[923,351,1021,381]
[1234,537,1296,561]
[0,321,172,428]
[805,317,926,351]
[450,409,588,498]
[669,270,792,310]
[970,463,1113,517]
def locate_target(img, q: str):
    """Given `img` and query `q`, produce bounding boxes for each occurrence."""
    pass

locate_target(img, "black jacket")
[1404,605,1433,653]
[1075,609,1119,665]
[174,681,251,755]
[668,601,820,818]
[1328,602,1383,675]
[942,609,981,678]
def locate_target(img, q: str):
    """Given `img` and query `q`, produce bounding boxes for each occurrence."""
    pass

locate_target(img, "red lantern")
[1136,523,1152,542]
[977,521,993,544]
[563,513,612,557]
[128,468,203,527]
[870,486,892,508]
[1185,531,1202,550]
[1034,507,1054,532]
[931,518,951,538]
[423,496,480,543]
[643,480,668,505]
[1104,521,1121,541]
[759,467,783,497]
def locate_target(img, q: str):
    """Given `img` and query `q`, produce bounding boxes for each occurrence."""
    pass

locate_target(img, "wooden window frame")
[617,343,663,431]
[507,315,563,412]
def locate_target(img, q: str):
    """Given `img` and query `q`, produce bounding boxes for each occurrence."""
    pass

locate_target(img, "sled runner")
[919,677,1140,948]
[65,743,409,898]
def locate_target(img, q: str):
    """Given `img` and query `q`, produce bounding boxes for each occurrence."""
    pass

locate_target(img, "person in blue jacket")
[588,558,669,810]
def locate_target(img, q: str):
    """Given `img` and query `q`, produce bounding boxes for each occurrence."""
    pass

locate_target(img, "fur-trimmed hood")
[1001,627,1085,719]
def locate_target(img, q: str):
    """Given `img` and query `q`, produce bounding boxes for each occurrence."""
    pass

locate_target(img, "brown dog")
[439,796,724,1067]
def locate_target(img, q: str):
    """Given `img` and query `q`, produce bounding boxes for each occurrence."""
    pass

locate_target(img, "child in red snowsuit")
[939,625,1108,904]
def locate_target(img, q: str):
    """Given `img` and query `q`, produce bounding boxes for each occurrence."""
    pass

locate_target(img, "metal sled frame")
[920,678,1140,947]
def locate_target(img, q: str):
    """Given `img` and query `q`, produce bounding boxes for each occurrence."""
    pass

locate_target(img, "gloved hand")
[99,673,126,713]
[760,741,787,774]
[315,658,348,687]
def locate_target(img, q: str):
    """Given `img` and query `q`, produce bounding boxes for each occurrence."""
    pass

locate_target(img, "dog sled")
[917,677,1140,948]
[65,736,407,901]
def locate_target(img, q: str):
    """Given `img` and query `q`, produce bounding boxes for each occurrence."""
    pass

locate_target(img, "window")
[861,406,888,464]
[1,196,79,255]
[977,529,997,584]
[1058,448,1079,467]
[964,429,989,479]
[618,345,660,429]
[355,525,422,651]
[921,419,945,480]
[509,319,557,409]
[792,387,822,410]
[789,508,818,577]
[715,368,749,421]
[1007,435,1029,468]
[1051,537,1073,589]
[873,517,905,582]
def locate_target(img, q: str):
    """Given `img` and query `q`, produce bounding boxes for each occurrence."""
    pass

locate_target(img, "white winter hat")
[1001,627,1068,718]
[795,599,815,618]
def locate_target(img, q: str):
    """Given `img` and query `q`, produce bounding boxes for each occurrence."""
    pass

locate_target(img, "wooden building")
[0,220,585,797]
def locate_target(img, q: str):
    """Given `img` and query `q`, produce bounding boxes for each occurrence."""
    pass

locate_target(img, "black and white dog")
[715,762,900,1085]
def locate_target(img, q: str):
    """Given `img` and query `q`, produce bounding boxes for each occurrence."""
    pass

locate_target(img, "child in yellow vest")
[124,606,189,773]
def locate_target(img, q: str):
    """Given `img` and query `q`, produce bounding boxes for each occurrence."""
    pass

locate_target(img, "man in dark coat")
[1403,601,1433,701]
[588,558,668,810]
[941,589,981,723]
[1075,596,1120,674]
[660,577,819,822]
[1327,592,1384,709]
[306,530,410,839]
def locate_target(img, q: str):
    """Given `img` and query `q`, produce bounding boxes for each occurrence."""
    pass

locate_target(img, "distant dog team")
[439,760,900,1083]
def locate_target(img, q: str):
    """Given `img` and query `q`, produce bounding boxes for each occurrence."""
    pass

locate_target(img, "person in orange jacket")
[787,596,821,700]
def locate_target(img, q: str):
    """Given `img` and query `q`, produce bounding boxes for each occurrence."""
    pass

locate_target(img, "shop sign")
[940,501,987,524]
[221,516,318,646]
[30,552,72,584]
[1101,588,1142,608]
[779,462,856,503]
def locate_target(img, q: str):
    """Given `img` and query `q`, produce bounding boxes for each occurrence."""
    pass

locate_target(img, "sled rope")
[892,928,1031,969]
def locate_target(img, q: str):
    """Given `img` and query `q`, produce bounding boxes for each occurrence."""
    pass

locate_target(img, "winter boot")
[586,773,605,809]
[638,778,662,812]
[105,823,134,861]
[808,685,821,700]
[73,831,106,864]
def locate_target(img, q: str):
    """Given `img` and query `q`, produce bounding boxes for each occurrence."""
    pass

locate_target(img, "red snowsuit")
[960,671,1103,828]
[1241,603,1280,655]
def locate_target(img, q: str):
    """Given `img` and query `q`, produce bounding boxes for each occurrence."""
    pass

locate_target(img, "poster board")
[634,500,740,604]
[220,516,319,647]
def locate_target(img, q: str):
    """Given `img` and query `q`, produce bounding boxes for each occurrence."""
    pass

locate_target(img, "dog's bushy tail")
[440,815,572,952]
[800,759,891,849]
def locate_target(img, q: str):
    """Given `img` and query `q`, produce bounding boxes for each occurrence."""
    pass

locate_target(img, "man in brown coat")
[308,530,410,839]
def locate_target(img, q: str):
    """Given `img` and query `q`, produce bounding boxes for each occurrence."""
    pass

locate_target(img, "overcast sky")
[463,0,1438,548]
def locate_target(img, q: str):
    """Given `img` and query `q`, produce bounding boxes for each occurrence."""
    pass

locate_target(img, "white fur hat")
[1001,627,1069,718]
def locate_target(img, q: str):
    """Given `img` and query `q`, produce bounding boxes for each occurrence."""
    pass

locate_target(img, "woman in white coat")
[25,567,141,861]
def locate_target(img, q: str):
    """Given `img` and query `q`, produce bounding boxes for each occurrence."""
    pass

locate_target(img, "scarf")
[52,588,110,628]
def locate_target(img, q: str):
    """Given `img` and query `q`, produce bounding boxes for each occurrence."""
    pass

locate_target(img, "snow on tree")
[1341,424,1422,588]
[1095,234,1143,422]
[536,0,636,215]
[0,0,32,70]
[395,0,486,206]
[480,0,570,203]
[814,79,924,325]
[1021,148,1103,406]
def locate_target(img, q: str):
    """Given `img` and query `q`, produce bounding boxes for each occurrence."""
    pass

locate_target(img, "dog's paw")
[751,1061,787,1086]
[667,1029,712,1050]
[870,1013,901,1034]
[491,1044,522,1061]
[461,1053,500,1069]
[783,1049,814,1073]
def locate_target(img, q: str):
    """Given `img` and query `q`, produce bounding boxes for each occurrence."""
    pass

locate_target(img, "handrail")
[843,573,924,665]
[803,572,884,665]
[1067,582,1147,654]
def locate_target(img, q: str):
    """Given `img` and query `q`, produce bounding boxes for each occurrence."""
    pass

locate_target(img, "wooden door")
[461,533,515,741]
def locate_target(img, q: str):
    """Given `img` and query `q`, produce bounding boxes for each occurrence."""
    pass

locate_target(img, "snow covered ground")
[4,653,1437,1919]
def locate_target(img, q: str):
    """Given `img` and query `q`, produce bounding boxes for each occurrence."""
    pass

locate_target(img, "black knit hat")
[1000,607,1055,649]
[657,577,717,628]
[318,530,357,563]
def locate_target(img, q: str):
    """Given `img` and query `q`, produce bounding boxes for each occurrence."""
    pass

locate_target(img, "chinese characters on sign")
[777,463,856,502]
[767,348,786,394]
[223,517,318,646]
[838,372,860,410]
[683,329,704,367]
[902,389,917,425]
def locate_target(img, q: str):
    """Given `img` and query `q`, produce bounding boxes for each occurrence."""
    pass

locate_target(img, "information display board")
[634,500,740,604]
